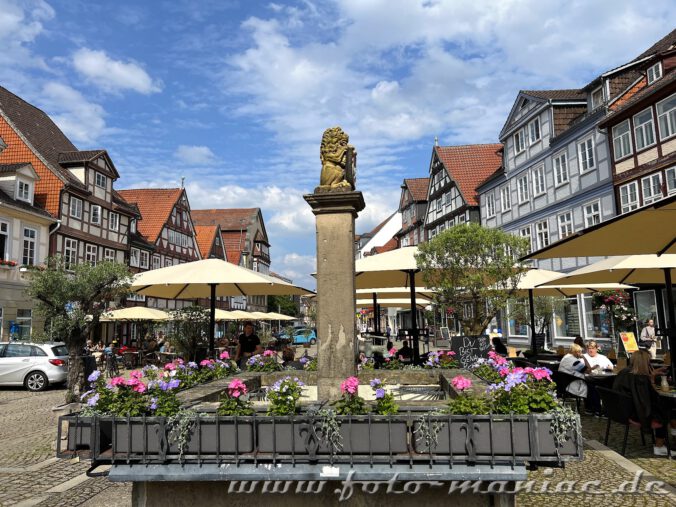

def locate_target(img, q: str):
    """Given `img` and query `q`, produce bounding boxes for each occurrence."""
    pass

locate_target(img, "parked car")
[0,342,68,391]
[277,328,317,345]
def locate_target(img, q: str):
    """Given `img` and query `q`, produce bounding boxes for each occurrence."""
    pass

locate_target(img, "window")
[16,309,32,340]
[130,248,140,267]
[486,193,496,218]
[557,212,574,239]
[507,300,530,337]
[532,165,546,196]
[5,343,31,356]
[517,175,529,203]
[553,151,568,186]
[612,120,632,160]
[91,205,101,225]
[130,219,137,234]
[0,221,8,260]
[641,173,663,205]
[22,228,36,265]
[500,186,511,212]
[591,87,603,109]
[647,62,662,84]
[165,258,172,267]
[619,181,639,214]
[64,238,77,268]
[656,93,676,140]
[666,167,676,195]
[85,244,97,265]
[514,128,527,154]
[95,172,107,188]
[577,137,595,171]
[634,108,656,150]
[104,248,115,262]
[535,220,549,249]
[140,250,149,269]
[152,255,161,270]
[109,212,119,232]
[519,226,533,253]
[583,201,601,228]
[17,180,30,202]
[528,117,541,144]
[70,197,82,219]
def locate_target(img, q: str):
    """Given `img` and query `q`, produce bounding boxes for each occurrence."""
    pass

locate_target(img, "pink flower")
[451,375,472,392]
[228,378,247,398]
[263,350,275,357]
[200,359,212,367]
[446,351,456,356]
[176,358,184,365]
[130,370,144,380]
[531,368,552,381]
[219,351,230,360]
[388,347,398,356]
[108,376,126,387]
[340,376,360,395]
[498,366,510,377]
[164,363,176,371]
[133,382,147,393]
[488,351,507,366]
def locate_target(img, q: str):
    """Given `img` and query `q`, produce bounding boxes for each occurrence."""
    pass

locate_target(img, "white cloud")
[0,0,54,72]
[72,48,162,94]
[175,145,219,165]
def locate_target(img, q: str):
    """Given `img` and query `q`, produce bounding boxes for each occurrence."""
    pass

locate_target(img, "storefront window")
[583,294,610,338]
[507,300,529,337]
[661,288,675,328]
[553,297,581,338]
[16,309,32,340]
[635,290,659,331]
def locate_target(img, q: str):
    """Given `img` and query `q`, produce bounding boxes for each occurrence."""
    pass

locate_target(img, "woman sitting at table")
[558,344,590,398]
[613,349,676,457]
[583,340,614,371]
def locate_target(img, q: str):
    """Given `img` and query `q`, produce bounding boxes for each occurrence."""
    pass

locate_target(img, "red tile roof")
[117,188,183,243]
[221,230,245,265]
[435,144,503,206]
[374,238,398,254]
[194,225,219,259]
[191,208,258,230]
[404,177,429,202]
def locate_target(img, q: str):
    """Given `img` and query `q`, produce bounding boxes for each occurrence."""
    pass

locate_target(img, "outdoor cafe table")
[584,371,616,387]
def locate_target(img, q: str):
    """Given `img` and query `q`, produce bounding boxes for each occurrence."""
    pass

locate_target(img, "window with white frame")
[666,167,676,195]
[104,248,115,262]
[634,108,656,150]
[130,219,137,234]
[140,250,149,269]
[22,227,36,265]
[591,87,604,109]
[500,186,511,211]
[577,137,595,171]
[619,181,639,213]
[17,180,30,202]
[95,172,107,188]
[535,220,549,249]
[514,128,527,154]
[641,173,663,205]
[401,235,410,247]
[64,238,77,268]
[583,201,601,228]
[130,247,140,267]
[70,197,83,219]
[647,62,662,85]
[532,165,546,196]
[109,212,119,232]
[16,309,31,340]
[517,175,529,203]
[553,151,569,185]
[519,226,533,253]
[85,244,97,265]
[165,258,172,267]
[486,193,496,218]
[152,255,161,270]
[91,205,101,225]
[529,117,541,144]
[557,212,574,239]
[657,93,676,140]
[612,120,632,160]
[0,221,8,260]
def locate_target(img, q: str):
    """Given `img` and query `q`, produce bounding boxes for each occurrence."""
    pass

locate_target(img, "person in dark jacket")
[613,349,676,456]
[492,337,508,355]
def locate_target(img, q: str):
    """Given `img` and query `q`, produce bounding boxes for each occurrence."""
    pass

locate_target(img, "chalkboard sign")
[534,333,546,350]
[450,335,492,369]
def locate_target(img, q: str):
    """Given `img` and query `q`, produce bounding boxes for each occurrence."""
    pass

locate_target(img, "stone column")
[304,190,365,401]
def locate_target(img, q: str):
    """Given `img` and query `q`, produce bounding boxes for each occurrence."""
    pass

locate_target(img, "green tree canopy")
[168,305,210,361]
[416,223,529,335]
[267,295,298,316]
[27,257,132,402]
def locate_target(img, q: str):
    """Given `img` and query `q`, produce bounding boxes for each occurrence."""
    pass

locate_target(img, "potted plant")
[246,351,281,372]
[257,377,306,452]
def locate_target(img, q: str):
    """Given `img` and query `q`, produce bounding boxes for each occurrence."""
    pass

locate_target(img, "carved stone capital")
[303,191,366,217]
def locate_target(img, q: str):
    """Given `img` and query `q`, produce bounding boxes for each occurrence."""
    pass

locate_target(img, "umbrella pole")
[529,289,538,356]
[372,292,378,334]
[664,268,676,383]
[209,283,216,357]
[409,270,420,364]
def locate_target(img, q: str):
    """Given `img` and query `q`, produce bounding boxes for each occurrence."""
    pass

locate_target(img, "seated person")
[583,340,613,371]
[613,349,676,456]
[492,337,508,356]
[558,344,590,398]
[398,340,413,361]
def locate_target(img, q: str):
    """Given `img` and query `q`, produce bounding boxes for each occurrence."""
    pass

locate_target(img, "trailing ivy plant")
[317,408,343,455]
[549,403,580,449]
[413,412,444,451]
[167,409,199,461]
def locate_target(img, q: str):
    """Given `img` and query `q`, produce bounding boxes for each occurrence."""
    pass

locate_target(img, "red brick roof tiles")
[117,188,183,243]
[435,144,503,206]
[194,225,219,259]
[404,177,429,202]
[220,230,245,265]
[374,238,398,254]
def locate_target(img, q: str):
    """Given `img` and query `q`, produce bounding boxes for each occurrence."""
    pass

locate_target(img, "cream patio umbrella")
[130,258,314,354]
[266,312,295,321]
[356,298,431,309]
[100,307,172,321]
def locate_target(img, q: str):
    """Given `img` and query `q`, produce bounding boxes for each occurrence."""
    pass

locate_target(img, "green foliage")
[316,408,343,454]
[246,353,282,372]
[416,223,529,335]
[447,393,492,415]
[509,296,567,336]
[374,392,399,415]
[168,305,210,361]
[333,394,367,416]
[26,256,132,402]
[303,357,317,371]
[490,382,557,415]
[167,409,199,461]
[549,403,580,448]
[471,363,503,384]
[266,377,305,415]
[267,295,298,316]
[217,396,254,416]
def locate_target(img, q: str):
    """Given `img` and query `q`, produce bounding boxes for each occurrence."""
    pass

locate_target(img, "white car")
[0,342,68,391]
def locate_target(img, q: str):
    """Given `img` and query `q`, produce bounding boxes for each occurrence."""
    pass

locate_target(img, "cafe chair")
[597,387,653,456]
[552,371,585,412]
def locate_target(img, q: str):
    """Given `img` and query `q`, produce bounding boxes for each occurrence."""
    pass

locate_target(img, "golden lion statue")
[319,126,354,190]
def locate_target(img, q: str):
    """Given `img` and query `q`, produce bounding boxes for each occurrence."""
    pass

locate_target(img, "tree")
[168,305,210,361]
[267,295,298,316]
[27,257,132,402]
[416,223,529,335]
[509,296,567,338]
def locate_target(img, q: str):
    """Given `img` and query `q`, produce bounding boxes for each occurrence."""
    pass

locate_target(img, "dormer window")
[591,87,604,110]
[16,180,31,203]
[647,62,662,85]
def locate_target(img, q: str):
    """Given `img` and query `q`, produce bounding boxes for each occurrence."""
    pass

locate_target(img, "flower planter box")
[58,415,112,458]
[167,417,254,455]
[108,418,165,457]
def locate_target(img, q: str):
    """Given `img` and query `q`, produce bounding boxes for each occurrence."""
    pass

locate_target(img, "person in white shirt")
[558,343,590,398]
[583,340,614,371]
[640,319,657,359]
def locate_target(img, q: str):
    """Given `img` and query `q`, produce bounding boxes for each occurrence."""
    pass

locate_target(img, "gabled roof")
[58,150,106,164]
[0,163,33,174]
[633,28,676,62]
[366,212,396,237]
[521,89,586,101]
[434,144,503,206]
[194,224,222,259]
[403,177,429,202]
[191,208,258,230]
[0,188,54,219]
[221,230,245,265]
[117,188,184,243]
[373,238,398,254]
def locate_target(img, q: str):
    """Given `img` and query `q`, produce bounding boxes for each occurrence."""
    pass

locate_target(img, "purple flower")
[370,378,382,388]
[188,361,198,369]
[149,397,157,410]
[86,393,99,406]
[88,370,101,382]
[299,356,309,365]
[167,379,181,390]
[80,389,94,401]
[375,388,386,399]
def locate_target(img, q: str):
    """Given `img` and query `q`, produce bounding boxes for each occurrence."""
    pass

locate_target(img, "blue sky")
[1,0,674,289]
